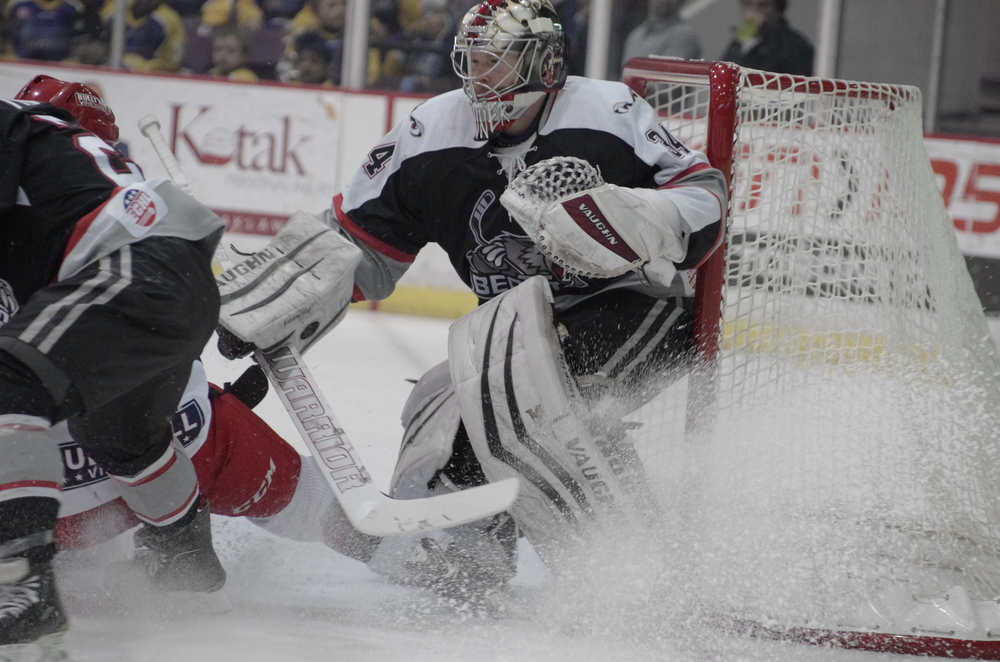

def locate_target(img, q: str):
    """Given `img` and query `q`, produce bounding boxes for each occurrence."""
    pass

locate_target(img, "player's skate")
[0,554,68,662]
[104,502,229,613]
[399,513,519,613]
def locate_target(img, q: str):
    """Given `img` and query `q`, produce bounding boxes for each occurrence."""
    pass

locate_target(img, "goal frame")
[620,56,1000,661]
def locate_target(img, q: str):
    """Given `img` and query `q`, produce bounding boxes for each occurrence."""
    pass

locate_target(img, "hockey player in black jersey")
[0,76,226,658]
[217,0,728,608]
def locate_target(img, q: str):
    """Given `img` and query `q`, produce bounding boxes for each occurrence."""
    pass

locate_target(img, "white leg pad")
[390,361,462,499]
[448,276,652,558]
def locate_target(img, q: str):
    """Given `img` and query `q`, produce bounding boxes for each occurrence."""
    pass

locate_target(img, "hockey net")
[622,57,1000,657]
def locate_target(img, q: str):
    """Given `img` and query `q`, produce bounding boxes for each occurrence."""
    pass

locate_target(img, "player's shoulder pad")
[0,100,77,132]
[541,76,653,138]
[22,102,78,125]
[399,89,483,154]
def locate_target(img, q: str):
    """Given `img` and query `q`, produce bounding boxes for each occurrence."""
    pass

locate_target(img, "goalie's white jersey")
[333,76,726,304]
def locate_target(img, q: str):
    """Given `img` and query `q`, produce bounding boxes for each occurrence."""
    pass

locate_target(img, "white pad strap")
[501,156,686,279]
[218,211,362,353]
[449,276,650,558]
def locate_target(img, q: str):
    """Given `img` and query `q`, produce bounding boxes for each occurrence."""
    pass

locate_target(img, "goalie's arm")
[322,199,413,303]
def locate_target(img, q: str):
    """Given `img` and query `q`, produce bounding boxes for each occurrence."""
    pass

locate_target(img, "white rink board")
[0,62,422,220]
[926,134,1000,259]
[5,64,1000,304]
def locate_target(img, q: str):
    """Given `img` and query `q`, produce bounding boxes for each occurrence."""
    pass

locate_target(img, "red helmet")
[15,75,120,144]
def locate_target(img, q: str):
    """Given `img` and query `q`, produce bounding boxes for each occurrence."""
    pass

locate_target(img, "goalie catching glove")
[217,210,362,358]
[500,156,688,279]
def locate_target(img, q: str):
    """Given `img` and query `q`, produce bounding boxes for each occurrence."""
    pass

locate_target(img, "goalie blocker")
[217,211,362,357]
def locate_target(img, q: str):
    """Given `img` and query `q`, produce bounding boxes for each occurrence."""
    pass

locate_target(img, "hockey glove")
[501,156,686,279]
[217,325,256,361]
[217,210,363,356]
[217,364,269,409]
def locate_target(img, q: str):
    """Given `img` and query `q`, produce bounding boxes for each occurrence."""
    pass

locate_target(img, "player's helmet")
[15,75,120,145]
[451,0,568,140]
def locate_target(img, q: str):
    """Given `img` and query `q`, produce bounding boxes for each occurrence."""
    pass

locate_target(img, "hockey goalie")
[216,0,726,608]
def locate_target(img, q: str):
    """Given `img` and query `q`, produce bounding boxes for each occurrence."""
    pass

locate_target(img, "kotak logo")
[170,105,310,175]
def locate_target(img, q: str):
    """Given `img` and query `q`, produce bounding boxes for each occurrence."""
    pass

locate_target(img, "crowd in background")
[0,0,812,92]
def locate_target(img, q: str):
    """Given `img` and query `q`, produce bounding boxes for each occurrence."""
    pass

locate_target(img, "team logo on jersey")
[466,189,587,298]
[171,399,205,447]
[0,279,18,327]
[61,441,109,490]
[613,90,638,115]
[123,189,157,227]
[109,183,169,237]
[409,118,424,137]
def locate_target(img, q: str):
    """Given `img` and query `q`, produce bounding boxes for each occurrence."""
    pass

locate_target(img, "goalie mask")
[452,0,568,141]
[15,75,120,145]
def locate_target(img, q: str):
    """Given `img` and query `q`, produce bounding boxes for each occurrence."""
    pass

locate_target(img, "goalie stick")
[139,116,519,536]
[138,115,192,195]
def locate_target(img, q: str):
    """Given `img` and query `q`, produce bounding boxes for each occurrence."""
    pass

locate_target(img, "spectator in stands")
[201,0,263,32]
[286,0,400,86]
[286,29,334,84]
[621,0,700,66]
[65,7,109,64]
[258,0,306,27]
[208,24,258,79]
[4,0,83,61]
[285,0,342,43]
[165,0,207,19]
[721,0,813,76]
[100,0,186,71]
[395,0,456,93]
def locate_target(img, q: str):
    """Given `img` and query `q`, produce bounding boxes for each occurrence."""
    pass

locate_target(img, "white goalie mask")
[451,0,568,141]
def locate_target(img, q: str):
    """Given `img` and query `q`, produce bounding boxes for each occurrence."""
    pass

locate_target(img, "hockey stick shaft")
[257,346,518,535]
[138,115,192,195]
[139,116,518,536]
[139,115,232,268]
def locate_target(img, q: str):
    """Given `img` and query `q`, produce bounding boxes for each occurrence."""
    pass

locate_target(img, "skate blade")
[0,631,68,662]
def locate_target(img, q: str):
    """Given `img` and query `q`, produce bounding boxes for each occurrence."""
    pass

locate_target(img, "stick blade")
[343,477,520,536]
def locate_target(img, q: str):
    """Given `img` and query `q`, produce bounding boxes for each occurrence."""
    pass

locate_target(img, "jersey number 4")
[364,144,395,179]
[646,128,690,159]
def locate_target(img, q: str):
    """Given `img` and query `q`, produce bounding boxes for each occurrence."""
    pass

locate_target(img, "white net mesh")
[622,62,1000,632]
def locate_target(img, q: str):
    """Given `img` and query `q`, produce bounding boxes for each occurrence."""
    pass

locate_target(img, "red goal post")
[620,56,1000,660]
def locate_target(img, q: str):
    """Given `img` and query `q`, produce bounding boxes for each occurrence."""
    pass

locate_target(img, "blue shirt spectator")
[5,0,84,61]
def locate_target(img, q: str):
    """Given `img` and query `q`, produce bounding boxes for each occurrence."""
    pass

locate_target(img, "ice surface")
[53,307,994,661]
